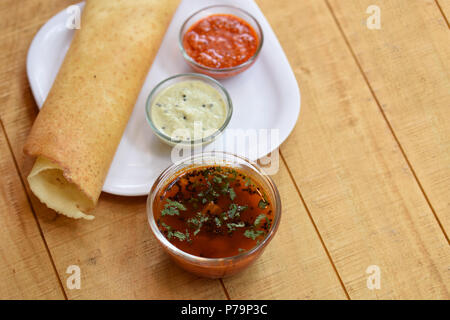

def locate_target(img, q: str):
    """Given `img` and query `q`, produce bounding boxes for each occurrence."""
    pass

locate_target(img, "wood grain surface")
[259,0,449,299]
[436,0,450,23]
[328,0,450,234]
[0,124,64,299]
[0,0,448,299]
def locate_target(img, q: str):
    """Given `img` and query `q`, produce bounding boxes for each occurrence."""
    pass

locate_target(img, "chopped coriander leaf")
[196,212,209,221]
[162,222,175,240]
[211,189,219,197]
[254,214,267,227]
[166,199,187,211]
[221,181,230,193]
[199,180,220,203]
[187,212,208,227]
[258,199,269,209]
[212,175,223,184]
[229,188,236,200]
[187,217,200,226]
[161,199,187,216]
[228,203,238,218]
[187,213,209,237]
[238,205,248,212]
[161,223,191,242]
[219,173,230,180]
[227,222,245,232]
[265,217,272,229]
[173,231,187,241]
[244,229,265,240]
[226,203,248,219]
[220,182,236,201]
[161,222,172,231]
[238,248,246,253]
[215,217,222,227]
[185,229,191,243]
[202,168,213,178]
[161,206,179,216]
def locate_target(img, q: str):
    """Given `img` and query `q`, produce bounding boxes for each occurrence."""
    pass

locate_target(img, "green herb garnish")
[244,229,265,240]
[161,207,179,216]
[221,203,248,221]
[229,188,236,201]
[161,222,172,231]
[161,222,174,239]
[238,205,248,212]
[227,222,245,232]
[228,203,238,218]
[166,199,187,211]
[265,217,272,229]
[230,169,238,180]
[212,175,223,184]
[254,214,266,227]
[161,199,187,216]
[220,181,236,201]
[187,212,209,236]
[173,231,187,241]
[258,199,269,209]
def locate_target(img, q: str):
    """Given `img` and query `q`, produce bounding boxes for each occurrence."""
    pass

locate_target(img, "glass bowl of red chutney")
[179,5,264,79]
[147,152,281,278]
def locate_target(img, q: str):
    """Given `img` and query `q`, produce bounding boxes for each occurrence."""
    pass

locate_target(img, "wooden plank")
[328,0,450,237]
[223,158,347,299]
[257,0,450,299]
[0,124,64,299]
[0,0,227,299]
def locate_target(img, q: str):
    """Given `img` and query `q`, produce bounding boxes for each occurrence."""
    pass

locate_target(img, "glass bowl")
[147,152,281,278]
[179,5,264,79]
[145,73,233,147]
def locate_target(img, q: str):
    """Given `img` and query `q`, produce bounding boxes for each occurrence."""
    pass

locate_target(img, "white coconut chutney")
[151,80,228,141]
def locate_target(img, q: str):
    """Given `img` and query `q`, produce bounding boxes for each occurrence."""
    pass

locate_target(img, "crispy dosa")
[24,0,180,220]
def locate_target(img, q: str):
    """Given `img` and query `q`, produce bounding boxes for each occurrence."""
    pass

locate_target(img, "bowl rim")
[179,4,265,74]
[145,73,233,146]
[146,151,282,264]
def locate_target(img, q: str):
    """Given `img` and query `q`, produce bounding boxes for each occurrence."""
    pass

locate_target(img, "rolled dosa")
[24,0,180,220]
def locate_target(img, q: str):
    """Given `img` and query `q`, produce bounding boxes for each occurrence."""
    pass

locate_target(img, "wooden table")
[0,0,449,300]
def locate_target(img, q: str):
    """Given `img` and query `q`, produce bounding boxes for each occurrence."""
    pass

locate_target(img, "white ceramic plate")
[27,0,300,196]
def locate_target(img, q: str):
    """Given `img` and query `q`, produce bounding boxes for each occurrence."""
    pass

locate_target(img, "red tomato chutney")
[183,14,260,69]
[153,165,274,258]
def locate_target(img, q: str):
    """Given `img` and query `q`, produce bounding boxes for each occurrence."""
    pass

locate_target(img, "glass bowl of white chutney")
[145,73,233,147]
